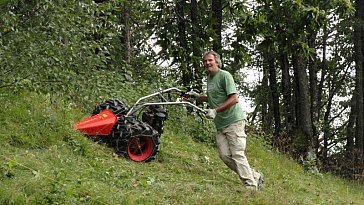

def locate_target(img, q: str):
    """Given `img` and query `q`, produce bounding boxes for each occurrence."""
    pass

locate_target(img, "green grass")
[1,91,363,205]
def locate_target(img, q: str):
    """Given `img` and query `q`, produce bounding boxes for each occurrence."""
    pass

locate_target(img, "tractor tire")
[92,99,129,117]
[111,117,160,162]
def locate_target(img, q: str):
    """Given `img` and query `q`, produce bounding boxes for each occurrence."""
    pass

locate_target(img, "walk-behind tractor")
[74,87,205,162]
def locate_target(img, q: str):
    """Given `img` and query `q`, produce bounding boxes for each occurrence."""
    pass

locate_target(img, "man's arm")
[199,93,239,113]
[214,93,239,113]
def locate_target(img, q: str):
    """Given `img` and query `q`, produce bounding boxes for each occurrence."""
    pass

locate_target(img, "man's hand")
[205,109,217,119]
[186,90,200,98]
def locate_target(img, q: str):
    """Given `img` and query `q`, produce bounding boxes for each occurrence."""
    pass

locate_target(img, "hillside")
[0,91,363,205]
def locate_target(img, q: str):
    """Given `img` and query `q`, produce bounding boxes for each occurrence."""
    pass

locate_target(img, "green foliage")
[147,0,211,86]
[165,107,216,146]
[0,0,132,94]
[0,0,176,113]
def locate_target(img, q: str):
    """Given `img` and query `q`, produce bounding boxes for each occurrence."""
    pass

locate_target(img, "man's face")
[203,54,219,75]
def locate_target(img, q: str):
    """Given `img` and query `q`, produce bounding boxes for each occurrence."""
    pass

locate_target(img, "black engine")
[142,105,168,135]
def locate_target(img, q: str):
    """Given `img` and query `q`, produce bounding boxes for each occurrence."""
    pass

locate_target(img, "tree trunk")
[292,54,314,157]
[261,61,272,133]
[346,96,356,177]
[354,0,364,169]
[123,1,132,63]
[280,52,294,133]
[322,77,333,169]
[308,28,319,155]
[360,0,364,167]
[176,0,190,87]
[212,0,222,54]
[190,0,203,90]
[267,53,281,136]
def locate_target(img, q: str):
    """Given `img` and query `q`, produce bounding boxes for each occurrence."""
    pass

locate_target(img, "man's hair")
[203,50,222,68]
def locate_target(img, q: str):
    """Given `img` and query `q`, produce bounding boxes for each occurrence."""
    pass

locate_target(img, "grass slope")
[0,92,363,205]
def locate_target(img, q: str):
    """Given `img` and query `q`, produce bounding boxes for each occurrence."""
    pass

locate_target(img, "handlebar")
[125,87,206,117]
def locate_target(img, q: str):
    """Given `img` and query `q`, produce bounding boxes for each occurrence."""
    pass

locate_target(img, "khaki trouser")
[216,120,260,187]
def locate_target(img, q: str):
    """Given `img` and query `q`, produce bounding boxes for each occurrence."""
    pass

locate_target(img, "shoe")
[257,172,265,189]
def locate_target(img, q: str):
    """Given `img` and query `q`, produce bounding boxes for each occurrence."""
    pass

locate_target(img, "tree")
[353,0,364,171]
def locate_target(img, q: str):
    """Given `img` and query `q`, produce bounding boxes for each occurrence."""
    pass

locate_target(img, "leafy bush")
[165,107,216,146]
[1,0,136,97]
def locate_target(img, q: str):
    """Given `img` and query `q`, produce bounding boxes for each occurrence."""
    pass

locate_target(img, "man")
[188,50,264,191]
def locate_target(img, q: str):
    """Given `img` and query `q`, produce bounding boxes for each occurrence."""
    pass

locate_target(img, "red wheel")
[111,118,160,162]
[127,135,155,162]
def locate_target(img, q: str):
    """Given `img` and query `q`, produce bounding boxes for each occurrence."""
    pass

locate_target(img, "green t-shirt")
[207,69,244,129]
